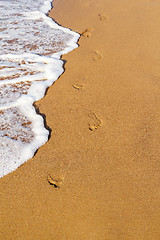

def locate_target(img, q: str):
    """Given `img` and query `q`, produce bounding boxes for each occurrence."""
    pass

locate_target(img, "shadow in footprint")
[72,84,83,90]
[88,112,102,131]
[98,13,107,21]
[47,175,64,189]
[81,28,93,38]
[93,51,103,61]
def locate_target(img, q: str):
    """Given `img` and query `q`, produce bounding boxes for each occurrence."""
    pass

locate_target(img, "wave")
[0,0,80,178]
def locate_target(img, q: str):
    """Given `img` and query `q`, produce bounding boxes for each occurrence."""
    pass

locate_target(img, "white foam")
[0,0,80,178]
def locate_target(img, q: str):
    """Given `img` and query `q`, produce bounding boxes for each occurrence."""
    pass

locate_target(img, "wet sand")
[1,0,160,239]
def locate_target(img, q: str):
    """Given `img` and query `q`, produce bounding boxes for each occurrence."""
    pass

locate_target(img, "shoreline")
[1,0,160,239]
[0,0,80,179]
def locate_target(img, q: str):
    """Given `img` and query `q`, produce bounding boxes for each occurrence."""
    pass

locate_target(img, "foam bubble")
[0,0,80,178]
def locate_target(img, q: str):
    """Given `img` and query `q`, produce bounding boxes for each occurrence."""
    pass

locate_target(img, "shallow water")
[0,0,79,177]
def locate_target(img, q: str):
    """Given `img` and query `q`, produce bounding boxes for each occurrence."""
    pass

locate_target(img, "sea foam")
[0,0,80,177]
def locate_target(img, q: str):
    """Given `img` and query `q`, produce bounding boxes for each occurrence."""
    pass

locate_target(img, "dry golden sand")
[1,0,160,239]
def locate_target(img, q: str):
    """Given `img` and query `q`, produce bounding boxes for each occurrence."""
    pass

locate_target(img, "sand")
[1,0,160,239]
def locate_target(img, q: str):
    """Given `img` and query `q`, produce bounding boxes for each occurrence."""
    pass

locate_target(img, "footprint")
[88,112,102,131]
[93,51,103,61]
[72,84,83,90]
[98,13,107,21]
[47,175,64,189]
[81,28,93,38]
